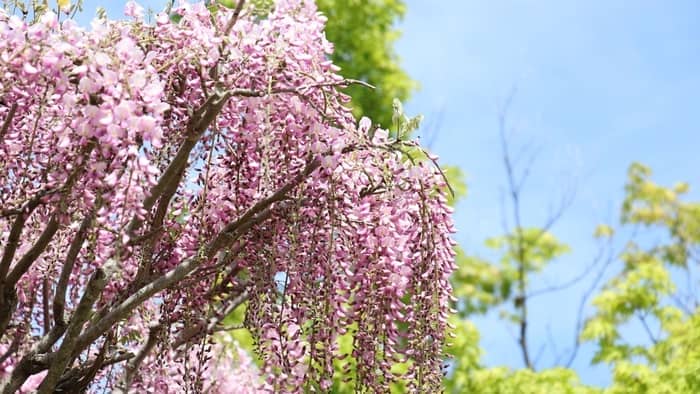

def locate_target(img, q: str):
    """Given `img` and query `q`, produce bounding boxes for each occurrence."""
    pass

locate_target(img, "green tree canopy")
[316,0,416,128]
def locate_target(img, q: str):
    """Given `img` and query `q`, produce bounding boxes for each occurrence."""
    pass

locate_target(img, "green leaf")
[218,0,238,9]
[169,12,183,23]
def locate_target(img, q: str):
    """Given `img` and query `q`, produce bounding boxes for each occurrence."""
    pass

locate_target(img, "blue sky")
[76,0,700,387]
[396,0,700,386]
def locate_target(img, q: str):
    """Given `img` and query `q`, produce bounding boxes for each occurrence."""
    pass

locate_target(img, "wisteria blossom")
[0,1,455,392]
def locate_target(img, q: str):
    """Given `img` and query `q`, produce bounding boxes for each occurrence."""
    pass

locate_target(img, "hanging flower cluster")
[0,1,455,392]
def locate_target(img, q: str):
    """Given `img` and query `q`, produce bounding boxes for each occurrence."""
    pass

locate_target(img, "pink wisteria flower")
[0,1,455,393]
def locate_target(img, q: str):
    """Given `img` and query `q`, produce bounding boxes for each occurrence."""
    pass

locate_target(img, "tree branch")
[563,239,615,367]
[114,324,163,393]
[498,88,533,369]
[0,103,17,141]
[54,209,95,328]
[127,90,233,237]
[73,158,319,358]
[172,289,250,349]
[37,265,112,394]
[223,0,247,36]
[0,143,95,343]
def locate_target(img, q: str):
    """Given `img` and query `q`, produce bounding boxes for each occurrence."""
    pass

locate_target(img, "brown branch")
[498,89,533,369]
[209,158,319,252]
[55,350,133,393]
[62,331,112,392]
[0,197,41,338]
[0,103,17,141]
[37,265,112,394]
[0,186,62,219]
[114,324,163,393]
[223,0,246,36]
[171,289,249,349]
[54,209,96,328]
[529,239,609,298]
[6,215,59,286]
[0,264,112,394]
[0,209,33,282]
[563,239,615,367]
[5,142,95,291]
[42,277,50,335]
[132,163,184,287]
[72,158,319,358]
[224,79,374,99]
[0,334,19,364]
[127,90,233,237]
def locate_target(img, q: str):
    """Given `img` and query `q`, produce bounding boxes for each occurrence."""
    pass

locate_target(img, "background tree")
[316,0,416,129]
[444,107,700,393]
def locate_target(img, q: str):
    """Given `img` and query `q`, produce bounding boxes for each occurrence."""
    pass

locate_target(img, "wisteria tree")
[0,0,456,392]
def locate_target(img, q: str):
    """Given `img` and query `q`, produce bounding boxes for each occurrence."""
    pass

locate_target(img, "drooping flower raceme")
[0,1,455,392]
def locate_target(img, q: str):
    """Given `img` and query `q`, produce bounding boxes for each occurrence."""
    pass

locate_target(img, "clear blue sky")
[77,0,700,387]
[396,0,700,386]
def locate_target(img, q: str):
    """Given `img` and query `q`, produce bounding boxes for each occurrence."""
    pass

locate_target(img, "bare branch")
[115,324,163,393]
[55,351,133,392]
[0,103,17,141]
[54,210,96,327]
[0,209,34,283]
[5,142,95,291]
[0,186,62,219]
[6,215,59,286]
[223,0,247,36]
[0,334,19,365]
[563,239,616,367]
[498,88,533,369]
[637,312,658,345]
[529,238,609,298]
[37,265,112,393]
[172,289,250,349]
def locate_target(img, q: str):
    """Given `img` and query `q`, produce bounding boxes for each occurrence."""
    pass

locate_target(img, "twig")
[223,0,246,36]
[114,324,163,393]
[529,239,608,298]
[563,239,615,367]
[171,289,250,349]
[498,87,533,369]
[0,103,17,141]
[637,312,658,345]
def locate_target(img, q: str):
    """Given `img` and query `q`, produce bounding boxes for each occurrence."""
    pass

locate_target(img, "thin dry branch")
[0,103,17,141]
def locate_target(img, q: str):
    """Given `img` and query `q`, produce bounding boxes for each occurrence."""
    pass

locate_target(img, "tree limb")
[0,103,17,141]
[37,265,112,394]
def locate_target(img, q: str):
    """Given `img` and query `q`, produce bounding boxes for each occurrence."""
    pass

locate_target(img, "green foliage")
[443,165,467,206]
[451,248,507,316]
[444,316,482,391]
[486,228,571,274]
[445,162,700,393]
[605,310,700,394]
[577,163,700,390]
[594,224,614,239]
[451,228,570,318]
[391,97,424,139]
[217,0,237,9]
[219,302,260,365]
[316,0,416,128]
[452,367,597,394]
